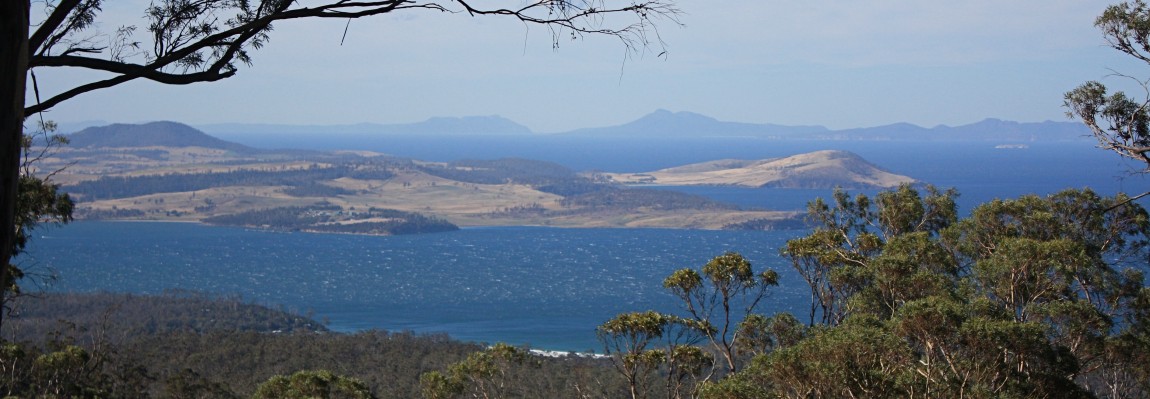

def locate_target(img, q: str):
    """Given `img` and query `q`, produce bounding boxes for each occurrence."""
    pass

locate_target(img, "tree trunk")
[0,0,30,329]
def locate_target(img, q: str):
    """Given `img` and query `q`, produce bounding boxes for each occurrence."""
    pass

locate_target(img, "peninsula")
[43,122,918,232]
[597,150,915,189]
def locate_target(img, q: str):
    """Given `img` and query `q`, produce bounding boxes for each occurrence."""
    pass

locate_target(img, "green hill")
[67,121,254,152]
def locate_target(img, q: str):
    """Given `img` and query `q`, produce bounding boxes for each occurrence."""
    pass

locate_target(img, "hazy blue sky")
[30,1,1142,133]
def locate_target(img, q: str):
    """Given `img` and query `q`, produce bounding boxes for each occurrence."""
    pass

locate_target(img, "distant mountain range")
[61,110,1092,142]
[198,115,532,136]
[560,109,829,137]
[560,110,1090,141]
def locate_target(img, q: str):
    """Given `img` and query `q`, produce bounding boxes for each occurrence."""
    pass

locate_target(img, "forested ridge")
[65,164,393,201]
[201,204,460,235]
[416,158,579,186]
[1,292,625,398]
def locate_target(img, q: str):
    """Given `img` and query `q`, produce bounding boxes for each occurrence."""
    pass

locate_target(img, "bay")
[20,222,804,352]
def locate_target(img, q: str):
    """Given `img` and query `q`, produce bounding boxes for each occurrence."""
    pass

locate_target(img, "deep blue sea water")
[15,137,1150,351]
[20,223,802,352]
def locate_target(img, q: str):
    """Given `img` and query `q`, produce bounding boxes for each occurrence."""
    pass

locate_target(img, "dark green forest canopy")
[594,185,1150,399]
[202,204,460,235]
[65,164,391,201]
[1,292,623,398]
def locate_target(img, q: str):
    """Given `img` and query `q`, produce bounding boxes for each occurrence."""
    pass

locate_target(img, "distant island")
[597,150,915,189]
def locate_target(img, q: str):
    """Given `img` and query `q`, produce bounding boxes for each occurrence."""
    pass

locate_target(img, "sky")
[27,0,1146,133]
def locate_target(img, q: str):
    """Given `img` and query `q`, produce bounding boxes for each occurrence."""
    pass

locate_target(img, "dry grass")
[54,145,798,230]
[599,150,915,188]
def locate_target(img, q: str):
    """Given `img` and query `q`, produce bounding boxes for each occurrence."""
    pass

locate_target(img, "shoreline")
[70,212,805,233]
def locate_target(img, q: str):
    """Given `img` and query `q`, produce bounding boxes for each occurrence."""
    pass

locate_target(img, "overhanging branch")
[28,0,83,53]
[26,68,234,115]
[24,0,680,116]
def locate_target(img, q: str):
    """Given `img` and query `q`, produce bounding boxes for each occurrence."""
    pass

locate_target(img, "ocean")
[15,137,1150,351]
[22,222,804,352]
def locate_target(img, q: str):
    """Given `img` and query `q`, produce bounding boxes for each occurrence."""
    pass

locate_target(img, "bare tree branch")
[28,0,83,53]
[25,0,679,116]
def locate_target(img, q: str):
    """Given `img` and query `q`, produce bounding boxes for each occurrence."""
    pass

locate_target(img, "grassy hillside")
[599,150,916,189]
[39,124,799,231]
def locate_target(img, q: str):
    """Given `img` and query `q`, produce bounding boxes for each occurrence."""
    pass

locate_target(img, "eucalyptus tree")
[419,343,534,399]
[945,189,1150,396]
[597,311,675,399]
[0,0,681,327]
[1065,1,1150,201]
[253,369,374,399]
[663,252,779,374]
[781,184,958,326]
[1,122,73,321]
[592,184,1148,398]
[702,187,1150,398]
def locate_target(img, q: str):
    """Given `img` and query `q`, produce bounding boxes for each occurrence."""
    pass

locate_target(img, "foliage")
[0,341,122,398]
[253,369,375,399]
[2,291,326,344]
[22,0,681,116]
[2,292,625,398]
[282,183,357,198]
[754,317,914,398]
[418,158,580,186]
[733,312,804,358]
[1065,0,1150,176]
[721,217,808,231]
[596,310,718,399]
[419,343,539,399]
[593,253,780,399]
[593,184,1150,399]
[562,187,741,212]
[65,165,366,201]
[781,184,958,326]
[663,252,779,375]
[201,205,459,235]
[720,186,1148,399]
[596,311,674,399]
[3,122,74,327]
[15,123,74,256]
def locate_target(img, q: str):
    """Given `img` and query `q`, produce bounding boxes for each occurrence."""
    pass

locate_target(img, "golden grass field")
[44,146,800,230]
